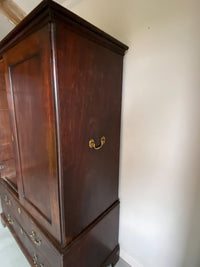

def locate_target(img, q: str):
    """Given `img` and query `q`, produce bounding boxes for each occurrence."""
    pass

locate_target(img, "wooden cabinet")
[0,1,128,266]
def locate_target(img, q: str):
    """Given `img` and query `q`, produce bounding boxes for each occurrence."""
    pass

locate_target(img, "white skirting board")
[120,249,144,267]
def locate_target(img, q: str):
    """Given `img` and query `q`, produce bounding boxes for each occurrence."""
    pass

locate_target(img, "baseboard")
[120,249,144,267]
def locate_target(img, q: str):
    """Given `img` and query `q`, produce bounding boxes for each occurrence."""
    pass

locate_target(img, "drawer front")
[2,203,50,267]
[0,183,60,267]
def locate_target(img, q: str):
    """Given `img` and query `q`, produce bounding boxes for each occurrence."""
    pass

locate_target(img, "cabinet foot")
[101,245,120,267]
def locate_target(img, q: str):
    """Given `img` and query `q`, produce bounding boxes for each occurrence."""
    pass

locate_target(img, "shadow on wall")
[182,86,200,267]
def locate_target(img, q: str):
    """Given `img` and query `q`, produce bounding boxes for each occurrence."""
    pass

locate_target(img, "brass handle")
[89,136,106,150]
[33,254,44,267]
[7,214,14,225]
[4,195,11,206]
[30,231,41,246]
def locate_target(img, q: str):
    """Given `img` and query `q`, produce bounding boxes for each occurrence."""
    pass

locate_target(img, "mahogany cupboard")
[0,0,128,266]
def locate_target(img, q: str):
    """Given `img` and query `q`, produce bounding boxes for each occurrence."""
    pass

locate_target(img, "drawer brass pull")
[30,231,41,246]
[33,254,44,267]
[89,136,106,150]
[7,214,14,225]
[18,208,21,214]
[4,195,11,206]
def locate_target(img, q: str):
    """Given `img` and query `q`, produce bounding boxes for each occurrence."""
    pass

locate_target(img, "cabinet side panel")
[56,23,123,243]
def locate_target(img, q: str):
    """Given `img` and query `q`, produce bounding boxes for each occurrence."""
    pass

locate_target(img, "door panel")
[4,26,61,241]
[9,53,51,221]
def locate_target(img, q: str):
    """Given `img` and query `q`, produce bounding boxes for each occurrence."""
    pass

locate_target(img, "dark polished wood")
[0,59,17,189]
[0,0,128,266]
[55,21,124,244]
[4,25,62,242]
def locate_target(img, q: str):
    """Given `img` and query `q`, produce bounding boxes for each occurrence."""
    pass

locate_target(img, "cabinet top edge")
[0,0,128,56]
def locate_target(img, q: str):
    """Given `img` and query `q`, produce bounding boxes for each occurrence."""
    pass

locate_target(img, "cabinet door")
[4,26,61,242]
[0,59,17,190]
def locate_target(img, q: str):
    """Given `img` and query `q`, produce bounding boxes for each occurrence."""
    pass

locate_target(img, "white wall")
[62,0,200,266]
[0,13,14,40]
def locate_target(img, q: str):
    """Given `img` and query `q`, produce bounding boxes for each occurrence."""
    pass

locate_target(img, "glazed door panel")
[4,26,61,241]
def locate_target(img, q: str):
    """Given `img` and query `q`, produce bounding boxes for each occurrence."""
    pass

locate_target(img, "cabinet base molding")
[0,184,120,267]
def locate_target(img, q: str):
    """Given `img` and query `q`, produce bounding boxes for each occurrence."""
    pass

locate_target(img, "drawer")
[0,181,61,267]
[2,203,50,267]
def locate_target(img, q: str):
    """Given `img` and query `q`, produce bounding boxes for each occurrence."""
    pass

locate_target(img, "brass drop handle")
[7,214,14,225]
[33,254,44,267]
[89,136,106,150]
[30,231,41,246]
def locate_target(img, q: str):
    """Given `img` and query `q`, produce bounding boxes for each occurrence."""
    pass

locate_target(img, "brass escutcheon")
[4,195,11,206]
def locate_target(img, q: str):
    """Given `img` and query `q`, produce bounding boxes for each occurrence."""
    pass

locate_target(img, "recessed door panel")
[4,26,61,241]
[9,53,52,221]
